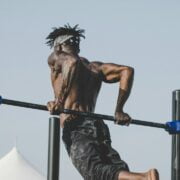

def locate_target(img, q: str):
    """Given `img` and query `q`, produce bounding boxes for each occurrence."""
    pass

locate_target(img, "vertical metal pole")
[172,90,180,180]
[47,117,60,180]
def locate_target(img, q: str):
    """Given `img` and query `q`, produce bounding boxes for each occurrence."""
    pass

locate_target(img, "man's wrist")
[115,108,124,114]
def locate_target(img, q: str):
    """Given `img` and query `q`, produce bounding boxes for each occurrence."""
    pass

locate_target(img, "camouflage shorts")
[62,118,129,180]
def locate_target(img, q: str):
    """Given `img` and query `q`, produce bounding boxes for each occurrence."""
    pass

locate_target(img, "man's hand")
[115,111,132,126]
[47,100,63,115]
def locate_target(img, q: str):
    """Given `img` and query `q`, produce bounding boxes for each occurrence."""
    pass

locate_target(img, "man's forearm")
[115,67,134,113]
[115,89,131,112]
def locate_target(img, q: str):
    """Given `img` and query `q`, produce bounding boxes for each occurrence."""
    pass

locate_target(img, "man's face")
[53,40,70,52]
[54,38,77,53]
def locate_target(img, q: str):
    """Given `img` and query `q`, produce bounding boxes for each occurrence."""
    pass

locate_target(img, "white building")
[0,147,46,180]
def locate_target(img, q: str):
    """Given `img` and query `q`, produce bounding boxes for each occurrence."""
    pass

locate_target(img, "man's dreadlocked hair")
[46,24,85,52]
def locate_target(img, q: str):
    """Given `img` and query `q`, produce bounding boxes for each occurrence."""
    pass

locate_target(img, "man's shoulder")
[79,58,105,73]
[80,56,89,63]
[80,57,103,66]
[48,53,55,66]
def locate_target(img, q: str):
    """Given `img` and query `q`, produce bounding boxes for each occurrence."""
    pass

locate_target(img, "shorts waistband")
[63,117,103,131]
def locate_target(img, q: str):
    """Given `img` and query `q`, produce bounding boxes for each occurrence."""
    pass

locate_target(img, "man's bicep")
[99,63,127,83]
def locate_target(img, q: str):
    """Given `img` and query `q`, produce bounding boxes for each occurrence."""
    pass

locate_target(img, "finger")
[117,120,126,125]
[47,103,56,114]
[125,121,130,126]
[47,102,54,109]
[48,105,54,113]
[47,104,52,112]
[125,118,132,126]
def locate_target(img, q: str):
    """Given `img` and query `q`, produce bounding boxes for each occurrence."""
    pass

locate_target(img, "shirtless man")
[46,24,159,180]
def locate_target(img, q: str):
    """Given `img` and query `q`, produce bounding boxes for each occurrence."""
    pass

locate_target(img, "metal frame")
[0,97,167,130]
[172,90,180,180]
[47,117,60,180]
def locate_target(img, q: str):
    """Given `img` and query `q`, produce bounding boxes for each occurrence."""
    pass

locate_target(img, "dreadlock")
[46,24,85,50]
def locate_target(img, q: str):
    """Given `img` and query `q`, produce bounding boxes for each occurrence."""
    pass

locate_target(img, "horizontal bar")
[1,98,48,111]
[0,96,167,130]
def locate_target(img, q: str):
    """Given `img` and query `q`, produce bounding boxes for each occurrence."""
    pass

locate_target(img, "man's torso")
[48,52,103,125]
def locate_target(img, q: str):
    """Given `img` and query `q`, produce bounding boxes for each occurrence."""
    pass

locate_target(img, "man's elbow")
[124,66,134,78]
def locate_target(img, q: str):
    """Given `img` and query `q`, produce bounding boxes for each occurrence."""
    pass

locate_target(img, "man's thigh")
[70,132,129,180]
[70,132,100,178]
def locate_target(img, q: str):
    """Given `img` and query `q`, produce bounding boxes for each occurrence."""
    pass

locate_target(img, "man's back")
[48,52,103,125]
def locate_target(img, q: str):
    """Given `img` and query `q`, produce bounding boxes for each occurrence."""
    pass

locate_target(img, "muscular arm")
[57,59,77,104]
[94,62,134,124]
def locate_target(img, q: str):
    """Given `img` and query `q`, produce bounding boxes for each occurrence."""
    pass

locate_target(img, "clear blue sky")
[0,0,180,179]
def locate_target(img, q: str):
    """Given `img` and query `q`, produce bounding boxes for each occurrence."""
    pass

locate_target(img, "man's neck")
[62,47,77,54]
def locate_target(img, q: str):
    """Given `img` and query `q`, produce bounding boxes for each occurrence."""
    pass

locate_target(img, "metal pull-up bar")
[0,96,175,132]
